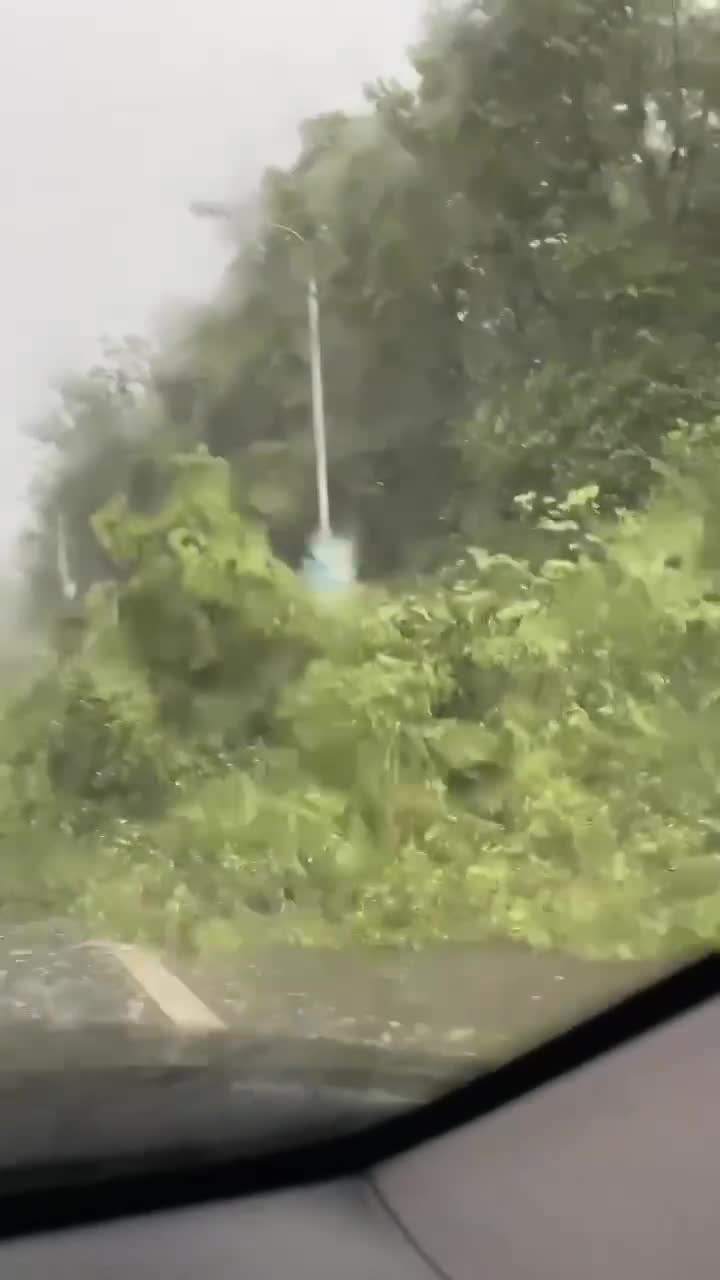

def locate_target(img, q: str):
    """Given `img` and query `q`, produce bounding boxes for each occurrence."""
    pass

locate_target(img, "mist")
[0,0,425,571]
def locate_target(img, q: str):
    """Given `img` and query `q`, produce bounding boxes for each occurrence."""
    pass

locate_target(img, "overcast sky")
[0,0,424,560]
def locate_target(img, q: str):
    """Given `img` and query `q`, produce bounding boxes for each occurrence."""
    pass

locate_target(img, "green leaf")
[670,857,720,897]
[425,720,502,770]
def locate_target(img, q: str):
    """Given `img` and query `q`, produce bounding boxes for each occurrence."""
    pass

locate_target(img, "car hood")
[0,1020,478,1187]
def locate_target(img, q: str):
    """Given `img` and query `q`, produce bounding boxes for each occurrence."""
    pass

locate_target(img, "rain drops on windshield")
[0,0,716,1069]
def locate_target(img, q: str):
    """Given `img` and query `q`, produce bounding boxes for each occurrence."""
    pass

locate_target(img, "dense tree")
[23,0,720,592]
[21,337,171,620]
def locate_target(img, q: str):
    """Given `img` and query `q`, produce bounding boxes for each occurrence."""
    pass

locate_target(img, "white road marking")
[76,941,227,1031]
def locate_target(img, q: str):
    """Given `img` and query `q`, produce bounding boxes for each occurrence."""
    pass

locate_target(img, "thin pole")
[57,514,77,601]
[188,207,333,538]
[306,275,330,536]
[267,224,330,535]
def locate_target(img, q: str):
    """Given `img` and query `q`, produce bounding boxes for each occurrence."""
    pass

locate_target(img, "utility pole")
[189,203,355,590]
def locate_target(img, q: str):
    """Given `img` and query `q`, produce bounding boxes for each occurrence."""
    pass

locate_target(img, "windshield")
[0,0,716,1125]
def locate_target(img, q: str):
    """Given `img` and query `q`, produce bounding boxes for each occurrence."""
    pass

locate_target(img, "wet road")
[0,919,673,1064]
[181,942,671,1062]
[0,920,162,1029]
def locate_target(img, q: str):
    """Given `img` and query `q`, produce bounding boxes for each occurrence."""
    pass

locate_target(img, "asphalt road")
[180,942,670,1061]
[0,920,162,1029]
[0,919,673,1062]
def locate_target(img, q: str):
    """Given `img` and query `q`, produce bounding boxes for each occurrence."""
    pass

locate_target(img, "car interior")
[0,952,716,1279]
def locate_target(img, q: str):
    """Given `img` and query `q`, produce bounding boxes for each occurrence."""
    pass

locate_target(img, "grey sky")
[0,0,423,558]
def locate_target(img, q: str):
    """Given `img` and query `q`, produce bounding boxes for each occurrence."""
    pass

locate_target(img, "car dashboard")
[1,957,717,1280]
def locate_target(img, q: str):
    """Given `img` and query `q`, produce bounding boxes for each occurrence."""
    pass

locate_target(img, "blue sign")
[302,533,356,594]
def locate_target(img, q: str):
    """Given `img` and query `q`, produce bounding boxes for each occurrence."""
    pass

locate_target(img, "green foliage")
[4,430,720,961]
[7,1,720,964]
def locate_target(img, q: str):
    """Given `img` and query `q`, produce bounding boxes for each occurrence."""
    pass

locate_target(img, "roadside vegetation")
[7,0,720,960]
